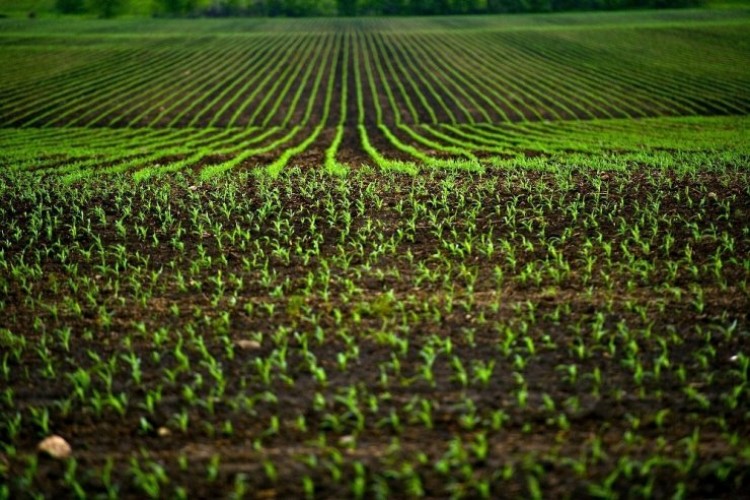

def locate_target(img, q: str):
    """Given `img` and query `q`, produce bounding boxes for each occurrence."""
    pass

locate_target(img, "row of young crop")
[363,26,750,125]
[0,118,745,175]
[1,115,748,179]
[1,16,748,177]
[498,30,750,116]
[2,19,749,129]
[1,35,332,129]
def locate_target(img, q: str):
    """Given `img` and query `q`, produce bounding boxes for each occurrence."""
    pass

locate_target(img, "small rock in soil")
[339,435,356,447]
[236,339,261,350]
[158,426,171,437]
[37,435,72,459]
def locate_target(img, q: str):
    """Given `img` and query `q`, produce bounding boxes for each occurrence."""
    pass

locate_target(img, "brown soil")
[1,168,749,498]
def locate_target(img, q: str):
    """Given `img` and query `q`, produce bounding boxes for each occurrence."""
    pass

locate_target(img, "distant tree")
[487,0,528,12]
[460,0,485,12]
[56,0,86,14]
[433,0,451,14]
[267,0,284,15]
[550,0,583,9]
[89,0,126,17]
[337,0,357,15]
[407,0,423,14]
[486,0,503,11]
[191,0,240,16]
[603,0,630,9]
[526,0,551,11]
[155,0,185,15]
[246,0,269,15]
[378,0,406,14]
[226,0,248,14]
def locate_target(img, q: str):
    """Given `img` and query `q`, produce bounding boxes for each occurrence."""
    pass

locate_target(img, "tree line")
[56,0,705,18]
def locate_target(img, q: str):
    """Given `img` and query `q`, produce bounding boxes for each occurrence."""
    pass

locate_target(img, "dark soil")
[1,167,749,498]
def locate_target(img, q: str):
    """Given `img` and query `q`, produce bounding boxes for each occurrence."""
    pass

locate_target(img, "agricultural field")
[2,7,750,499]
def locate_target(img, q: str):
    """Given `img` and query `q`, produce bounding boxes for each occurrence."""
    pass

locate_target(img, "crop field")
[2,8,750,499]
[2,10,750,176]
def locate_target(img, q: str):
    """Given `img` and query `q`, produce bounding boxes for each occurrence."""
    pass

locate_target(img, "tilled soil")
[1,167,749,498]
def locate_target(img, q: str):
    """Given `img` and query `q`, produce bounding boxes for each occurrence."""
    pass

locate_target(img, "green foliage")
[89,0,126,17]
[55,0,85,13]
[337,0,357,15]
[200,0,336,16]
[0,0,716,16]
[154,0,210,16]
[154,0,187,15]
